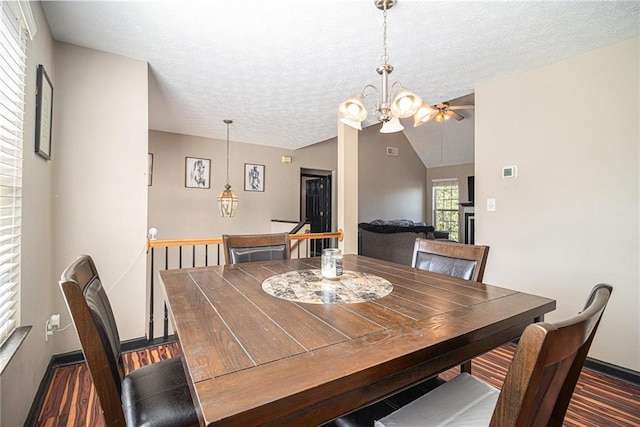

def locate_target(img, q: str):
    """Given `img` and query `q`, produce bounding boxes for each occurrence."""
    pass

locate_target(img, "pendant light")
[217,119,238,217]
[339,0,424,133]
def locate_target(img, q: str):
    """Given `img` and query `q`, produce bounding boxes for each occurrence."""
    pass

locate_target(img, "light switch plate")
[487,198,496,212]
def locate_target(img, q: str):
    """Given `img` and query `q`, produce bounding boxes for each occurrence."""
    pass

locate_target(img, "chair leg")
[460,361,472,374]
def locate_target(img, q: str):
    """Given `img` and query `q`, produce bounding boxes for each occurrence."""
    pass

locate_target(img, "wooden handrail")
[147,229,343,251]
[290,229,311,252]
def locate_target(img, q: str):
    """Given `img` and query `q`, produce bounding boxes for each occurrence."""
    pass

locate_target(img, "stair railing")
[145,229,343,341]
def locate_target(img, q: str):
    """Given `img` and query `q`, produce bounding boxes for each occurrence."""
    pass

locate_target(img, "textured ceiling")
[42,1,639,167]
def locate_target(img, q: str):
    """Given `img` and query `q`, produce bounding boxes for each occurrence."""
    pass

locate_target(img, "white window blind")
[0,0,26,346]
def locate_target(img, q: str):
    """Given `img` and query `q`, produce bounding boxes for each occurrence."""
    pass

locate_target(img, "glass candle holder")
[321,248,343,279]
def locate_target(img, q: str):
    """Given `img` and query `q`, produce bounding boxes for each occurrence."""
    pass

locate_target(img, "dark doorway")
[301,170,332,255]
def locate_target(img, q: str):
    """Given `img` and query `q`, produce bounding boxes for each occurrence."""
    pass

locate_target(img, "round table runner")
[261,269,393,304]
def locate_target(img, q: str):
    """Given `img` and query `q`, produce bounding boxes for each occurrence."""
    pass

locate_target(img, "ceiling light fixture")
[339,0,424,133]
[217,119,238,218]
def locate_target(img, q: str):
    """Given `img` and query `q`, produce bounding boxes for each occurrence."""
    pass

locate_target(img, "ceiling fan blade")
[447,111,465,121]
[448,104,475,110]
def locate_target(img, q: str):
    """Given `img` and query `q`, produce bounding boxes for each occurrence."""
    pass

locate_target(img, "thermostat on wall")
[502,165,517,179]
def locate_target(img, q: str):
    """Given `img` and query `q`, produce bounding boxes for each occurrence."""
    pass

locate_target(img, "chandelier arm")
[361,84,380,96]
[389,81,403,97]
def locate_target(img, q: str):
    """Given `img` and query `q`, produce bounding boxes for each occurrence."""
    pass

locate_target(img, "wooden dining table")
[159,254,555,426]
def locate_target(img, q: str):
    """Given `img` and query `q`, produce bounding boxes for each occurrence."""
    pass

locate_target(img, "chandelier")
[217,119,238,217]
[339,0,434,133]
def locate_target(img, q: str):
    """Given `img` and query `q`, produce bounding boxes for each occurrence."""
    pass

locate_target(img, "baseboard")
[24,335,176,426]
[23,355,56,427]
[585,357,640,386]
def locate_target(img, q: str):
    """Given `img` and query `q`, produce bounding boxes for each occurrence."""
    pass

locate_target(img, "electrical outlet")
[45,314,60,342]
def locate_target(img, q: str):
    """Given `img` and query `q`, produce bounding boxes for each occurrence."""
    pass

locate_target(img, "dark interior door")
[305,176,331,254]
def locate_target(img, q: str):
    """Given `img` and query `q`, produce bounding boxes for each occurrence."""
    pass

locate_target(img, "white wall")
[0,3,56,425]
[148,130,337,239]
[476,38,639,370]
[52,43,149,353]
[358,125,428,223]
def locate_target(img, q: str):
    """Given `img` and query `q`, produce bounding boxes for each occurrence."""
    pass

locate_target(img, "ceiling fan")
[413,102,474,126]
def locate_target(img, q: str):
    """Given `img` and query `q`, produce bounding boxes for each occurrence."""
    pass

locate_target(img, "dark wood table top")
[159,254,555,426]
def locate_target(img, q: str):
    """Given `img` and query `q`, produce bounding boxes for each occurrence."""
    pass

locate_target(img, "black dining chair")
[59,255,199,427]
[412,238,490,373]
[223,232,291,265]
[411,238,490,283]
[375,284,612,427]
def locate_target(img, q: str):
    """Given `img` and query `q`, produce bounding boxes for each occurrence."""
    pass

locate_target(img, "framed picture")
[244,163,265,192]
[185,157,211,188]
[148,153,153,186]
[35,64,53,160]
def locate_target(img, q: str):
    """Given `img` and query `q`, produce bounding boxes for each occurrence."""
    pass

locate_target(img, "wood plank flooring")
[34,342,640,426]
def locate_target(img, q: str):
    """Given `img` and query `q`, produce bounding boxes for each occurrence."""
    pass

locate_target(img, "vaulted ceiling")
[42,1,639,167]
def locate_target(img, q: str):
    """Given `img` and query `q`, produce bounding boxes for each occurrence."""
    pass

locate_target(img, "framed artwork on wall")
[185,157,211,188]
[35,64,53,160]
[148,153,153,186]
[244,163,264,192]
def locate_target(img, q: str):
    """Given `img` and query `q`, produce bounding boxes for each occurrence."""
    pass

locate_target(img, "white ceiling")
[41,1,639,167]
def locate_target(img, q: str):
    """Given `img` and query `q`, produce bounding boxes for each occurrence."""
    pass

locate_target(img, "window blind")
[0,0,26,346]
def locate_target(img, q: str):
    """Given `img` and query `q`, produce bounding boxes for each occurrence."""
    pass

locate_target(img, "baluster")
[149,247,155,342]
[164,247,169,340]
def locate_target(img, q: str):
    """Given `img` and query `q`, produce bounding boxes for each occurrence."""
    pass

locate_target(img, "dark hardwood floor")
[34,342,640,426]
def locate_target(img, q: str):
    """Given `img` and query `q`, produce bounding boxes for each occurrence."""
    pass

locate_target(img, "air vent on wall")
[386,146,398,156]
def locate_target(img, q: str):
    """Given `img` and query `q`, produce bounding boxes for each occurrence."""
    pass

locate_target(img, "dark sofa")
[358,220,449,266]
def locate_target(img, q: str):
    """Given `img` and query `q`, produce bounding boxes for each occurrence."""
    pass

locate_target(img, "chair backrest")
[490,283,613,427]
[411,238,490,282]
[223,232,291,265]
[59,255,126,426]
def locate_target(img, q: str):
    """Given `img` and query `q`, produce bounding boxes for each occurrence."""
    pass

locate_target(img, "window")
[432,179,459,242]
[0,0,28,346]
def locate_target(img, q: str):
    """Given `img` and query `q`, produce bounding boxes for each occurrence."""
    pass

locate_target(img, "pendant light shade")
[218,184,238,218]
[217,119,238,218]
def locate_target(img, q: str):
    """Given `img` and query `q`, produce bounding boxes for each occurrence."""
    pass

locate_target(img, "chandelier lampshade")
[390,88,422,118]
[380,116,404,133]
[339,94,368,123]
[413,103,438,127]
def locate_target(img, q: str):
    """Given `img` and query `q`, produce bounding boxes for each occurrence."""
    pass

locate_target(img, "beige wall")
[358,125,428,223]
[425,163,474,225]
[1,3,56,425]
[148,130,337,240]
[476,38,639,370]
[52,44,149,354]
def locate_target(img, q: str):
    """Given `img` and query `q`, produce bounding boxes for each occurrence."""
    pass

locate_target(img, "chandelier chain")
[381,2,389,64]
